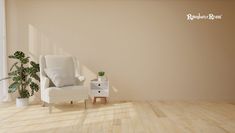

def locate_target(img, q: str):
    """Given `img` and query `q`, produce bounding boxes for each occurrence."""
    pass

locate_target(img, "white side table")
[90,79,109,104]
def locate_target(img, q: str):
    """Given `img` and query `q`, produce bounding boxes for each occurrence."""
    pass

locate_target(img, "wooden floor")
[0,101,235,133]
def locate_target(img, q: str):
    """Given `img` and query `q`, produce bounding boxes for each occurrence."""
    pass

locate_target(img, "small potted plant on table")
[98,71,105,81]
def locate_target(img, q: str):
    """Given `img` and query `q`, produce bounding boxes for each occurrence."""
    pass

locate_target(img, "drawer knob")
[98,91,101,93]
[98,84,101,86]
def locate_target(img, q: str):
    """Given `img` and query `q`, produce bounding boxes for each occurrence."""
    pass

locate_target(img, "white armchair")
[40,55,88,113]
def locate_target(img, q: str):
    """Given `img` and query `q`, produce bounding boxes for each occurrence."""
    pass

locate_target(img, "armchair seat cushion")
[44,86,88,103]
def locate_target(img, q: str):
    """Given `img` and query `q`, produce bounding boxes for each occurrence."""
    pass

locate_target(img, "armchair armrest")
[77,76,85,82]
[41,76,50,90]
[76,76,85,85]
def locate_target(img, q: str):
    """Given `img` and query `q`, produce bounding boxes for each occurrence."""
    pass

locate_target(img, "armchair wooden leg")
[49,103,52,114]
[104,97,107,104]
[42,102,46,107]
[93,97,96,104]
[70,101,73,104]
[84,100,87,109]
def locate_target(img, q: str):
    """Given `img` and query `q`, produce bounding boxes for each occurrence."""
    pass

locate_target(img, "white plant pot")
[98,76,105,82]
[16,98,29,107]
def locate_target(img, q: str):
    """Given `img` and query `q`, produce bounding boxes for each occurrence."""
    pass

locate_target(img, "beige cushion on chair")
[44,67,76,87]
[44,86,88,103]
[45,55,75,77]
[44,55,77,87]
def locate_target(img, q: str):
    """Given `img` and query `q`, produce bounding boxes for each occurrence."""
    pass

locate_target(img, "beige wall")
[6,0,235,101]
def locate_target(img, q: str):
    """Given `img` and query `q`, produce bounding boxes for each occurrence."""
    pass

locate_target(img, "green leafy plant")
[98,71,105,76]
[7,51,40,98]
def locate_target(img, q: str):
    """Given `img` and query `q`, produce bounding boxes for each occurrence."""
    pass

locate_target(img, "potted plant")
[98,71,105,81]
[1,51,40,107]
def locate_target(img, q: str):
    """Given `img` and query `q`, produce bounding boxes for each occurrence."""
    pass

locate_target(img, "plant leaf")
[31,74,40,81]
[30,61,40,71]
[8,82,20,93]
[12,76,21,82]
[30,82,39,96]
[21,57,29,64]
[8,55,17,59]
[14,51,25,60]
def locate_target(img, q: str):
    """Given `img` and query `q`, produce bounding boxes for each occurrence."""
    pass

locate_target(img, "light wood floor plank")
[0,101,235,133]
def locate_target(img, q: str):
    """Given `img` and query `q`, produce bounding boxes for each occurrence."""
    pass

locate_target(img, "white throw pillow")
[45,55,75,77]
[44,67,76,87]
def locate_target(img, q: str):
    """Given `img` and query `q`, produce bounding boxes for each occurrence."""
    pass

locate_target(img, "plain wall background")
[5,0,235,101]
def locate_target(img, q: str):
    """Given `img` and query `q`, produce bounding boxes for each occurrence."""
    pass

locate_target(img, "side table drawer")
[91,89,108,97]
[91,82,108,89]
